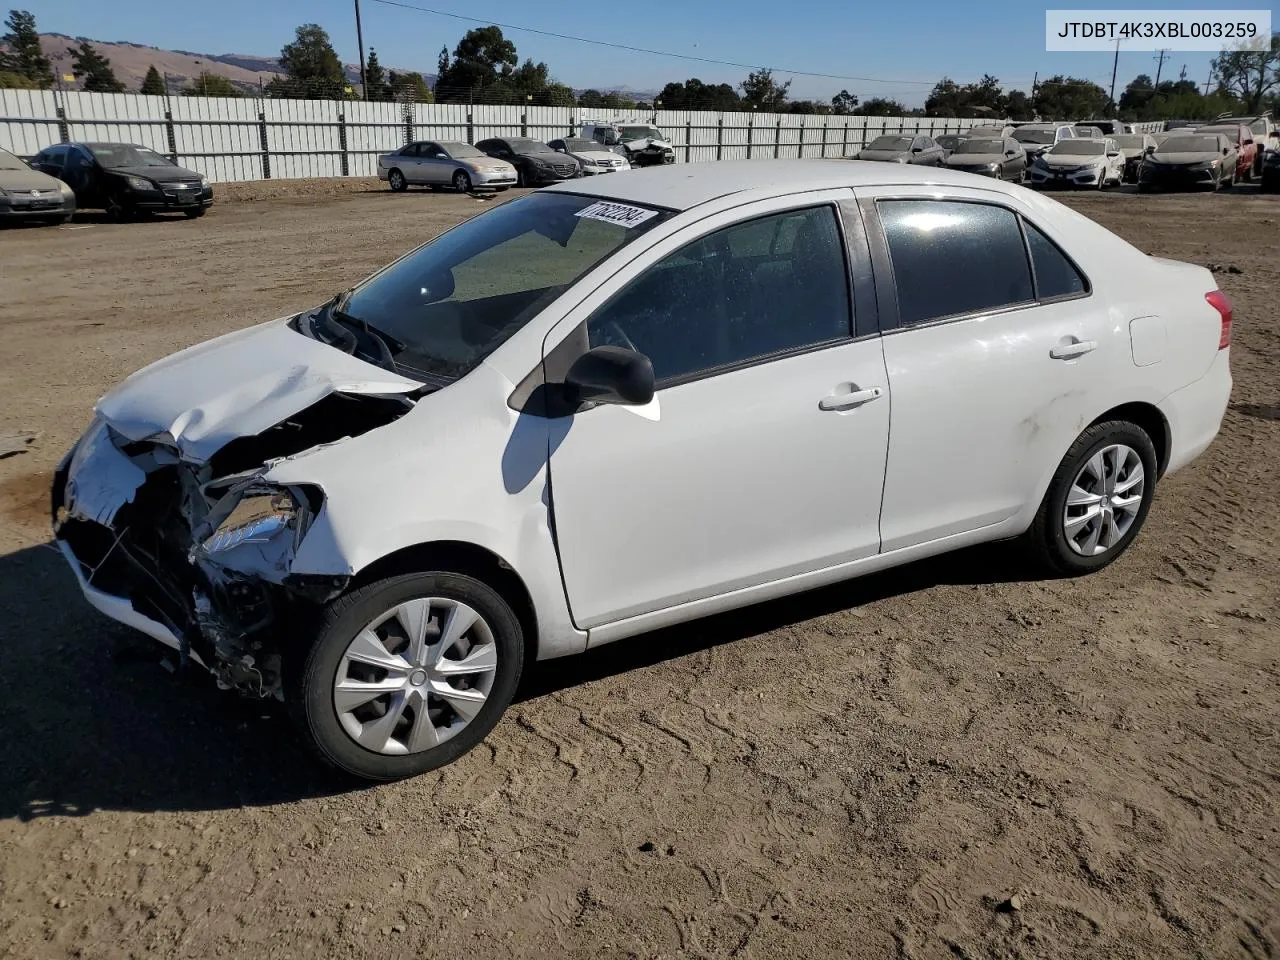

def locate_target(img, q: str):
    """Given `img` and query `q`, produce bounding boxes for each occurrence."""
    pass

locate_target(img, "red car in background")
[1196,124,1258,182]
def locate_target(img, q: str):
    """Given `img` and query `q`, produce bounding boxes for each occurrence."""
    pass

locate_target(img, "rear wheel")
[1026,420,1158,576]
[452,169,473,193]
[290,571,524,781]
[183,207,207,219]
[387,168,407,192]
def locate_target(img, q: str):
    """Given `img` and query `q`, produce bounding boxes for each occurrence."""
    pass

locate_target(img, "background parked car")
[30,142,212,219]
[1139,133,1237,192]
[1261,147,1280,192]
[1077,120,1134,136]
[0,146,74,224]
[934,134,965,153]
[963,125,1016,138]
[942,137,1026,180]
[1073,125,1105,139]
[1012,124,1076,161]
[1112,134,1158,182]
[1194,124,1257,182]
[1029,138,1124,190]
[377,140,516,193]
[1213,112,1275,176]
[547,137,631,175]
[475,137,581,186]
[854,134,947,165]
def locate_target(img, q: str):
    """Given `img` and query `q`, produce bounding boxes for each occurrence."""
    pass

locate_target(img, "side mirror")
[563,346,655,407]
[1107,151,1121,158]
[911,146,923,153]
[1145,145,1156,154]
[555,146,565,152]
[1223,147,1230,156]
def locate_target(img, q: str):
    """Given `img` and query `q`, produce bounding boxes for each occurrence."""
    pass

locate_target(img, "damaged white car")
[55,161,1232,781]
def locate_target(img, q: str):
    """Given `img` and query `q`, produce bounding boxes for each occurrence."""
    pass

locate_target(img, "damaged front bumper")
[52,418,348,700]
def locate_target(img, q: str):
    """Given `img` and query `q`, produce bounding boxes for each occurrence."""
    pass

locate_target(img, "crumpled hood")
[96,316,422,463]
[625,137,672,152]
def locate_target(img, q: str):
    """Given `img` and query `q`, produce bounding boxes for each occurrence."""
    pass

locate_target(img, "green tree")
[857,97,907,116]
[1212,33,1279,113]
[66,41,124,92]
[278,23,345,99]
[657,78,740,110]
[435,25,517,101]
[139,64,166,95]
[578,88,605,108]
[831,89,859,115]
[1032,75,1110,119]
[925,74,1004,117]
[1003,89,1034,120]
[182,71,241,97]
[388,70,433,103]
[1117,73,1155,114]
[740,68,790,110]
[363,47,389,100]
[0,10,51,87]
[0,69,39,88]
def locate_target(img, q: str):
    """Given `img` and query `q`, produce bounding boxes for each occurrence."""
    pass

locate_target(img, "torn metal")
[54,325,421,697]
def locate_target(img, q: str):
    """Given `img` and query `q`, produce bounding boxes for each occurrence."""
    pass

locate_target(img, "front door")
[858,188,1118,551]
[544,193,891,629]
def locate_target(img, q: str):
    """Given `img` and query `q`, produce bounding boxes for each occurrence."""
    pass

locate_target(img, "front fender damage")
[53,390,416,700]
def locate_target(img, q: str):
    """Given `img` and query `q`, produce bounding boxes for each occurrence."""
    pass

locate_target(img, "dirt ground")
[0,178,1277,960]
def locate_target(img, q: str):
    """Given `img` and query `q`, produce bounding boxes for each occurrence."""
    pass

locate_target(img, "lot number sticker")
[574,201,659,229]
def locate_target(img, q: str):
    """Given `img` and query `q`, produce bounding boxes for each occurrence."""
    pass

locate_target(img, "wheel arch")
[1088,401,1171,477]
[348,540,539,663]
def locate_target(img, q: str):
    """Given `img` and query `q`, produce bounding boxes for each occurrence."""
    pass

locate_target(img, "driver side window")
[586,206,853,386]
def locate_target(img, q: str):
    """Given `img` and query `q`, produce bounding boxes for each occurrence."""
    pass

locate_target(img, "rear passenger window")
[1023,220,1088,300]
[588,206,851,384]
[878,200,1033,325]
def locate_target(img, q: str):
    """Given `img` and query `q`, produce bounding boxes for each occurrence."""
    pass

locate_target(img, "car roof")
[545,158,1022,211]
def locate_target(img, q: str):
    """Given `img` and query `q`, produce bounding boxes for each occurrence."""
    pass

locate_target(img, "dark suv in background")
[474,138,581,186]
[30,142,214,219]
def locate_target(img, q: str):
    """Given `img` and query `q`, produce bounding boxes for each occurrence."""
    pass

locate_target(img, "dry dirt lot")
[0,178,1277,960]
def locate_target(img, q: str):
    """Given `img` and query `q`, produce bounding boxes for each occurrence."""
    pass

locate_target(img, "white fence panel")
[264,99,342,180]
[347,100,405,177]
[0,88,59,156]
[60,92,169,153]
[171,95,261,182]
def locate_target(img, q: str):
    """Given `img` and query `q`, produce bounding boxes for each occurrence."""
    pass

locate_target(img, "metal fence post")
[685,119,692,163]
[746,119,753,159]
[55,105,69,143]
[520,112,527,137]
[403,103,413,145]
[338,112,349,177]
[821,122,828,158]
[466,111,474,145]
[774,118,782,158]
[163,110,177,162]
[842,121,849,157]
[715,117,723,161]
[797,118,805,158]
[257,112,271,179]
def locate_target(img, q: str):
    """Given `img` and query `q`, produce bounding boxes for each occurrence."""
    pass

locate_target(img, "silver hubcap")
[333,598,498,755]
[1063,444,1145,556]
[390,171,403,188]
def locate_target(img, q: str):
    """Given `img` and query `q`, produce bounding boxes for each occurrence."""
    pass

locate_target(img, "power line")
[368,0,939,86]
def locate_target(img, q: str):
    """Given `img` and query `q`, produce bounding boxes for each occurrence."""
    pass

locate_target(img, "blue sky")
[30,0,1226,104]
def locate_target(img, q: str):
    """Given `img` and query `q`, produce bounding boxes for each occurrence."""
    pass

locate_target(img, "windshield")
[560,139,598,152]
[1014,129,1058,145]
[1050,140,1106,156]
[1197,127,1239,143]
[954,139,1003,154]
[619,125,663,142]
[867,136,911,151]
[508,138,555,155]
[1113,135,1144,149]
[1159,136,1221,153]
[326,193,668,381]
[0,148,27,170]
[443,142,483,158]
[87,144,174,168]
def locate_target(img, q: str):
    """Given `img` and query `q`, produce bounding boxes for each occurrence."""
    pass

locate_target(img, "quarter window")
[878,200,1034,325]
[1023,220,1088,300]
[587,205,852,384]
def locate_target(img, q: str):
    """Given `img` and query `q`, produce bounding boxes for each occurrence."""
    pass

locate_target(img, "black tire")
[289,571,524,781]
[452,169,472,193]
[1138,182,1153,193]
[1026,420,1158,576]
[516,165,526,187]
[387,168,408,192]
[104,191,132,221]
[183,207,207,219]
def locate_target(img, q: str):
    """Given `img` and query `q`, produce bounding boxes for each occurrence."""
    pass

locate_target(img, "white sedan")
[53,161,1232,780]
[548,136,631,175]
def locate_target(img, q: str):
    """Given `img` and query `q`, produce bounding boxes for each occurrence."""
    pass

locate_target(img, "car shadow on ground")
[0,537,1043,820]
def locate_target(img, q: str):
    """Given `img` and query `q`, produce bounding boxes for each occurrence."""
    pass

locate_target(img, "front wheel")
[104,191,132,221]
[183,207,207,219]
[452,169,473,193]
[290,571,524,781]
[1026,421,1158,576]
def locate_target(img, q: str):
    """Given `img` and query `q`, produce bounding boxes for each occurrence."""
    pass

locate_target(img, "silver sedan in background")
[378,141,517,193]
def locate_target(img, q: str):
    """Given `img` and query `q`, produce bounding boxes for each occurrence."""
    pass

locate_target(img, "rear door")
[856,186,1120,551]
[395,143,422,182]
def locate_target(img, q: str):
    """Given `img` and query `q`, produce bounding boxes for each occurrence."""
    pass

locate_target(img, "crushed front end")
[50,390,413,699]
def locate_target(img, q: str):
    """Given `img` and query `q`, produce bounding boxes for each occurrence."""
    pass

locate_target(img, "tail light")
[1206,290,1232,349]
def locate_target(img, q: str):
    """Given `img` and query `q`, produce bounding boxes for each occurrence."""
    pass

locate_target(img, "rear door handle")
[818,386,883,411]
[1049,338,1097,360]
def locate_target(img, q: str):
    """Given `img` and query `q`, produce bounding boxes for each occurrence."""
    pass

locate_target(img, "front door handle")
[818,386,883,411]
[1049,338,1098,360]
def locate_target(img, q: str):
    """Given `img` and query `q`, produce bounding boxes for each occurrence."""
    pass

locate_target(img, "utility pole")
[1108,39,1120,110]
[1203,65,1214,96]
[1153,49,1169,88]
[353,0,368,100]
